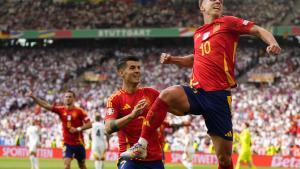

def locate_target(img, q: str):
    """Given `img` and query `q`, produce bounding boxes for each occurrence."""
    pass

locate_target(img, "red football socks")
[218,160,233,169]
[141,98,169,141]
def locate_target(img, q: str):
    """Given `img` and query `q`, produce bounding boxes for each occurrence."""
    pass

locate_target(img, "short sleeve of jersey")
[105,95,119,120]
[224,16,254,34]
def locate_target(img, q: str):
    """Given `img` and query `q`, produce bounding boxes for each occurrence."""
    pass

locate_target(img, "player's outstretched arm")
[105,99,147,135]
[69,122,92,133]
[160,53,194,68]
[249,25,281,55]
[26,91,53,111]
[78,122,92,131]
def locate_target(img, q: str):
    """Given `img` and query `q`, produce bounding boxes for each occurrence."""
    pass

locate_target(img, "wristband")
[76,127,82,132]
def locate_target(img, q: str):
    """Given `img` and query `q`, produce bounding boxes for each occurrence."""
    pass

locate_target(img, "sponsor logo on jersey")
[122,104,131,110]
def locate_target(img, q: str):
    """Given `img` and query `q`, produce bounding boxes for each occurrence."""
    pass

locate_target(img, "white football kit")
[91,122,107,159]
[182,133,195,169]
[26,125,40,153]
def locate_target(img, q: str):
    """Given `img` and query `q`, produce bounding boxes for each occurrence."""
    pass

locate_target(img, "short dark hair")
[66,90,76,98]
[116,56,140,71]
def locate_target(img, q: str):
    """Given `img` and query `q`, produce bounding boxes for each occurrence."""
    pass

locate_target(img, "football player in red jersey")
[121,1,281,169]
[27,90,92,169]
[105,56,164,169]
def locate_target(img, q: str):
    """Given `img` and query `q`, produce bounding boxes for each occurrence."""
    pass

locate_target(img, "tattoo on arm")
[110,120,119,132]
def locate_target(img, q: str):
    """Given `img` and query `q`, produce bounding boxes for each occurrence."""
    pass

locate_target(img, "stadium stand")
[0,0,294,30]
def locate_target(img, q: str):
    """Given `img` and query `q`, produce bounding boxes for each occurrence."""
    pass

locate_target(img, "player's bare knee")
[217,154,231,166]
[159,85,182,103]
[159,88,173,103]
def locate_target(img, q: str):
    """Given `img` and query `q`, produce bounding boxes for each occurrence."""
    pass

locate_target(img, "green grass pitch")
[0,157,292,169]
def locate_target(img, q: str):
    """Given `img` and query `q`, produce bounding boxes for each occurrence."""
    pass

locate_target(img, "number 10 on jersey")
[200,41,211,56]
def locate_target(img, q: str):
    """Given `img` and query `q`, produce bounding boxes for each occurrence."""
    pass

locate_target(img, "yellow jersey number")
[199,41,211,56]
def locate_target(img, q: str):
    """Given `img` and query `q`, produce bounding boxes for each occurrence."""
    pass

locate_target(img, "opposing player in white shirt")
[182,126,195,169]
[26,119,40,169]
[91,115,107,169]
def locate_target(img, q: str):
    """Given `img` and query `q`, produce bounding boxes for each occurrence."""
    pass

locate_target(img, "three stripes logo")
[225,131,233,138]
[122,104,131,110]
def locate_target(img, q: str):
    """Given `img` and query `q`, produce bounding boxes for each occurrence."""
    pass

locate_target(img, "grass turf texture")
[0,157,292,169]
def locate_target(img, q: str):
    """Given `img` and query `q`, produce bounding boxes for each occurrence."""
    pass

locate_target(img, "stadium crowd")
[291,8,300,25]
[0,45,299,157]
[0,0,295,30]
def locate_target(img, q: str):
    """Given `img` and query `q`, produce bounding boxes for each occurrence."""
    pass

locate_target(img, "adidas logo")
[138,116,150,127]
[225,131,233,137]
[122,104,131,110]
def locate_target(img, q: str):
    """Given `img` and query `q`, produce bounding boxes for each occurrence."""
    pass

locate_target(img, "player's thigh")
[210,134,232,157]
[63,144,76,159]
[160,85,189,116]
[29,144,37,154]
[99,147,106,159]
[74,145,86,162]
[200,89,233,140]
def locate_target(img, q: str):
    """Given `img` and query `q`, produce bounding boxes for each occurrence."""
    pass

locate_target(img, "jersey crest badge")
[107,108,114,115]
[202,32,210,41]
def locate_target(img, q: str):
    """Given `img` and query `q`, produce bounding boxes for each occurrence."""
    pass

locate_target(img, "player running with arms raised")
[27,90,92,169]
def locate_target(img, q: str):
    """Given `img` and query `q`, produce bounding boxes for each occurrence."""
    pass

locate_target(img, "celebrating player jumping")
[121,1,281,169]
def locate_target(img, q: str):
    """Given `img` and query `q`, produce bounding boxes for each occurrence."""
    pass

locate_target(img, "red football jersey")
[105,87,162,161]
[191,16,254,91]
[52,106,90,146]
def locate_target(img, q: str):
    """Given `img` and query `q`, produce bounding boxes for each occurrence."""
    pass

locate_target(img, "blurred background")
[0,0,299,168]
